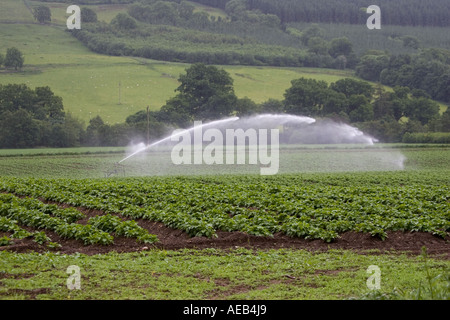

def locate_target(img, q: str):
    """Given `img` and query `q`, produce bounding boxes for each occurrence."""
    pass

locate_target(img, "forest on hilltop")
[38,0,450,27]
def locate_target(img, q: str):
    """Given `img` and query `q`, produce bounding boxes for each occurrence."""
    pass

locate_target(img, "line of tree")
[83,64,450,146]
[356,48,450,103]
[67,2,450,77]
[1,64,448,148]
[230,0,450,27]
[71,7,361,69]
[0,84,84,148]
[32,0,450,27]
[33,5,52,24]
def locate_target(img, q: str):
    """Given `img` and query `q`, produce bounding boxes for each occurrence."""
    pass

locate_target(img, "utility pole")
[118,80,122,105]
[147,105,150,146]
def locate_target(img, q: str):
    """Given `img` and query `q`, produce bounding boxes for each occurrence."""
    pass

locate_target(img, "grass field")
[1,248,448,300]
[0,0,34,23]
[0,22,355,124]
[27,1,129,25]
[0,0,360,124]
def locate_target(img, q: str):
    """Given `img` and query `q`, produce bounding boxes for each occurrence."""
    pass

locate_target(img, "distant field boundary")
[0,143,448,158]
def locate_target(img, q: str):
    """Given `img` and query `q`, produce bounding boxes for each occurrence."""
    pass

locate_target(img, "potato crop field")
[0,171,449,245]
[0,146,448,253]
[0,145,449,301]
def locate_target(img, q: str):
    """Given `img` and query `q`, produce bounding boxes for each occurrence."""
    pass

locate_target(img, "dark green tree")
[283,77,329,117]
[330,78,374,99]
[401,35,420,49]
[441,108,450,132]
[322,91,347,116]
[172,63,237,120]
[111,13,137,30]
[179,1,195,20]
[33,5,51,24]
[4,47,24,71]
[347,95,374,122]
[299,25,325,46]
[85,115,107,146]
[225,0,247,21]
[0,109,39,148]
[349,102,374,123]
[81,7,98,23]
[34,86,65,121]
[405,97,440,125]
[328,37,353,58]
[153,1,179,25]
[158,98,192,128]
[355,54,389,82]
[306,37,329,55]
[258,99,284,114]
[125,110,167,141]
[235,97,259,117]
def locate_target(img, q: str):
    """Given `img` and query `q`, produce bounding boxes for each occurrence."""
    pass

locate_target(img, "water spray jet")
[118,116,240,164]
[111,113,404,176]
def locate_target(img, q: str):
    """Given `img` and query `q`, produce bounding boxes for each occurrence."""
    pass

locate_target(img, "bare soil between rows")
[1,213,449,258]
[1,199,448,258]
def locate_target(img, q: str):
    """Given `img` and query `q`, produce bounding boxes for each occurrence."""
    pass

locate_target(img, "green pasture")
[289,22,450,54]
[0,1,356,124]
[0,0,34,23]
[0,22,355,124]
[1,248,448,300]
[28,0,132,25]
[1,1,447,124]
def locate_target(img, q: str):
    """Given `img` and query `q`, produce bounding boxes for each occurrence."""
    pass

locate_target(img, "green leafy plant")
[47,241,62,250]
[0,236,12,246]
[33,231,51,245]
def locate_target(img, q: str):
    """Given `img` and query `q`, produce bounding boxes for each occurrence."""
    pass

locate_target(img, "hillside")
[0,0,448,148]
[0,0,356,124]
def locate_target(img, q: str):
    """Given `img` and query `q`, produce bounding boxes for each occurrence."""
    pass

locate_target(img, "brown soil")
[1,198,448,258]
[1,213,448,258]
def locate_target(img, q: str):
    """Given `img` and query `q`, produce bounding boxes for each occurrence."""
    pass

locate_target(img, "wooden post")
[118,80,121,105]
[147,105,150,146]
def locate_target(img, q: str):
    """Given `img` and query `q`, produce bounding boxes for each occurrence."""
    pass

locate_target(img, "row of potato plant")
[0,174,448,242]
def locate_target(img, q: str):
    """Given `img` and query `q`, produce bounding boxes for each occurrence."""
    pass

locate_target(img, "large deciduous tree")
[164,63,237,123]
[33,5,51,24]
[0,109,39,148]
[111,13,137,30]
[283,77,329,117]
[328,37,353,58]
[4,47,24,71]
[81,7,98,23]
[355,53,389,82]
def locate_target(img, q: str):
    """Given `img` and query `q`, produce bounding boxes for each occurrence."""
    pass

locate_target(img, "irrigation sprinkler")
[104,162,126,178]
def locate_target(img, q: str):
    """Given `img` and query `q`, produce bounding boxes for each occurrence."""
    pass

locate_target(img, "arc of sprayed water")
[118,116,240,163]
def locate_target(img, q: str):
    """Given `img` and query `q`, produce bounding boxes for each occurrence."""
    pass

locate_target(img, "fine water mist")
[114,113,406,177]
